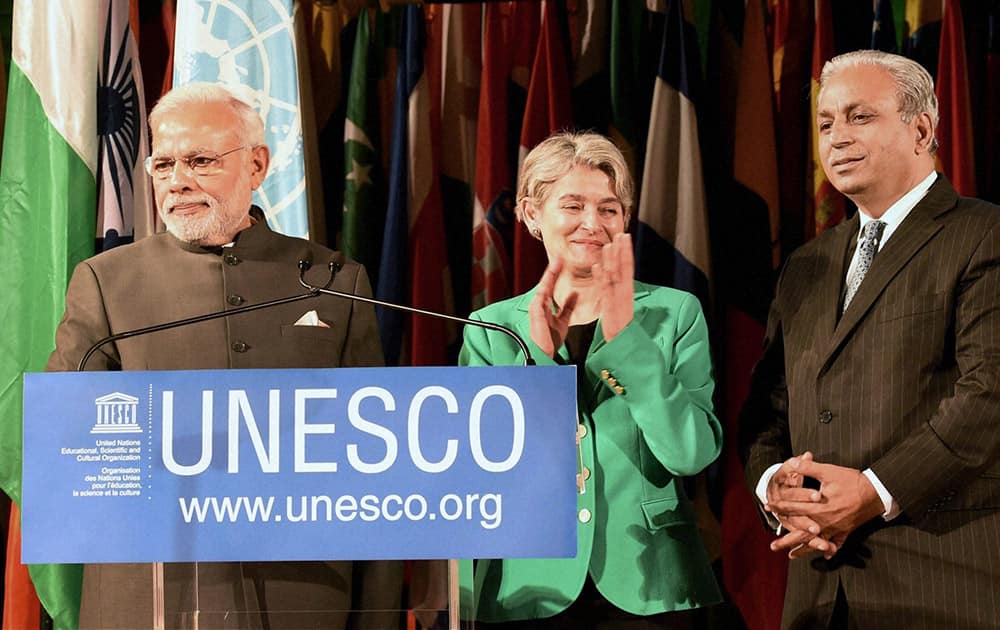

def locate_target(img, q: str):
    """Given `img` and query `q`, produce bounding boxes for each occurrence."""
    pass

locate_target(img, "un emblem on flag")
[173,0,308,239]
[92,393,142,434]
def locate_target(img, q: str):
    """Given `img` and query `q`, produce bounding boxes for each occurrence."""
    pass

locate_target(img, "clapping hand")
[528,257,579,358]
[592,233,634,341]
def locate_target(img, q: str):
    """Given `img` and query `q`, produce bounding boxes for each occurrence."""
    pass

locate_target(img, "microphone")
[295,260,535,366]
[77,259,535,371]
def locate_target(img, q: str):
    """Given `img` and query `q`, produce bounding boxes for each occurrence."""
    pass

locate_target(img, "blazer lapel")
[819,176,957,373]
[814,216,859,342]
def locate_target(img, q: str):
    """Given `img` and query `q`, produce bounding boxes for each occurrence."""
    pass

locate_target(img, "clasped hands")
[764,451,886,560]
[529,234,634,358]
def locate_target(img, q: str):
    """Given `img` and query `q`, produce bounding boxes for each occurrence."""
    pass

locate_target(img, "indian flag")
[0,2,99,628]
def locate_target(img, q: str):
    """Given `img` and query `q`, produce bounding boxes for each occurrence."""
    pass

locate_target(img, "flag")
[634,0,710,305]
[2,506,42,630]
[137,0,177,109]
[0,2,100,627]
[436,3,481,320]
[872,0,898,52]
[720,2,787,629]
[174,0,311,238]
[470,3,519,310]
[343,8,389,286]
[934,0,976,197]
[0,28,7,163]
[3,507,38,630]
[301,0,360,244]
[810,0,846,237]
[377,5,453,367]
[570,0,610,131]
[733,0,780,269]
[98,0,154,249]
[515,0,573,295]
[904,0,941,79]
[608,0,658,201]
[986,7,1000,201]
[771,0,813,253]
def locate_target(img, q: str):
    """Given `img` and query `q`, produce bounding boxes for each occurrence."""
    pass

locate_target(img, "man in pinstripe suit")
[740,50,1000,629]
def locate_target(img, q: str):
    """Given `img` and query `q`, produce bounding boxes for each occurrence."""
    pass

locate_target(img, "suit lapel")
[819,176,957,373]
[814,216,859,342]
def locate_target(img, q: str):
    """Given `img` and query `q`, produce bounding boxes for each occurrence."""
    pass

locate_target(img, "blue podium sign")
[22,366,577,563]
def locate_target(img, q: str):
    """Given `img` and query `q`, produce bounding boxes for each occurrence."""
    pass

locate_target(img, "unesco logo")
[92,393,142,434]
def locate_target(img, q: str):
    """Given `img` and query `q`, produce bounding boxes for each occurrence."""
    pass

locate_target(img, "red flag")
[809,0,846,237]
[771,0,813,253]
[734,0,780,269]
[721,2,787,629]
[470,3,518,310]
[514,0,573,295]
[935,0,976,196]
[407,7,453,366]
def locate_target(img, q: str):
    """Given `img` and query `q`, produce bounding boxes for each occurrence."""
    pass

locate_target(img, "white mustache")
[164,196,212,214]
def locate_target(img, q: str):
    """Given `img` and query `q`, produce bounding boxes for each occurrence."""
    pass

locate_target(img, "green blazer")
[459,281,723,621]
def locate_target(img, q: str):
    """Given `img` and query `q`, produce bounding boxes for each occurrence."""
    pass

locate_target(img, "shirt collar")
[856,171,937,245]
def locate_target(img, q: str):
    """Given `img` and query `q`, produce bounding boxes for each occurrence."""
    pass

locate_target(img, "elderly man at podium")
[47,83,402,629]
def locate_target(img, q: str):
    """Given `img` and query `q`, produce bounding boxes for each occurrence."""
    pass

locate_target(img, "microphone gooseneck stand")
[295,260,535,366]
[78,259,535,372]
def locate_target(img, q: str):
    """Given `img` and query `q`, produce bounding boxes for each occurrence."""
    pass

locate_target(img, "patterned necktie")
[842,220,887,312]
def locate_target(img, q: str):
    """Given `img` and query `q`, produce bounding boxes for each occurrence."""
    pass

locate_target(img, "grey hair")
[149,82,266,147]
[820,50,939,152]
[516,131,634,223]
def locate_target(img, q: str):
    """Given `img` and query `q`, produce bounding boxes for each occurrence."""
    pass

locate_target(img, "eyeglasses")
[144,146,249,179]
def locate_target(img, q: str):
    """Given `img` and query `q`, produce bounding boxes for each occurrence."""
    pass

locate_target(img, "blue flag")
[377,6,423,366]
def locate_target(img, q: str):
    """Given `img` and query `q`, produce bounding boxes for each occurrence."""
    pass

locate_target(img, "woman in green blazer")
[460,132,722,628]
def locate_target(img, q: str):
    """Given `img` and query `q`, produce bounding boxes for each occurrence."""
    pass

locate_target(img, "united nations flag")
[173,0,310,239]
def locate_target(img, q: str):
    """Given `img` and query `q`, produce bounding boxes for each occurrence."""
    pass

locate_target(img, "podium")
[22,366,577,629]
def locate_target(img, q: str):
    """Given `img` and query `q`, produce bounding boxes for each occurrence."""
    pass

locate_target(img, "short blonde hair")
[149,82,266,147]
[516,131,634,224]
[820,50,939,152]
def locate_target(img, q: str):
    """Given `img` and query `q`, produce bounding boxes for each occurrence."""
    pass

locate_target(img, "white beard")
[161,199,245,244]
[159,174,252,245]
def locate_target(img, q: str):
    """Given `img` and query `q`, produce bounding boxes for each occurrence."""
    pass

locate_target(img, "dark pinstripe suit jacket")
[740,176,1000,630]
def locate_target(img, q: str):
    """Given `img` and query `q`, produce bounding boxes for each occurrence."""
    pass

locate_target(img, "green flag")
[343,9,388,286]
[0,3,98,628]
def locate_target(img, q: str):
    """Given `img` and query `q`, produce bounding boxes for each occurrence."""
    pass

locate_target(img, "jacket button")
[227,294,244,306]
[818,410,833,424]
[581,466,591,481]
[578,508,592,524]
[232,341,249,353]
[577,424,588,440]
[600,369,610,380]
[224,253,241,266]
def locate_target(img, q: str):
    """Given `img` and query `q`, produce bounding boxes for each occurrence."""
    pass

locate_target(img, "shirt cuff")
[756,463,784,532]
[862,468,901,521]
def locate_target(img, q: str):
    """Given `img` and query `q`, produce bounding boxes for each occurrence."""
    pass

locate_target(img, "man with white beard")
[47,83,402,629]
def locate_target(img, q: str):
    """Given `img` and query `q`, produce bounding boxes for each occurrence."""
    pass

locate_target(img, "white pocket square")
[293,310,330,328]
